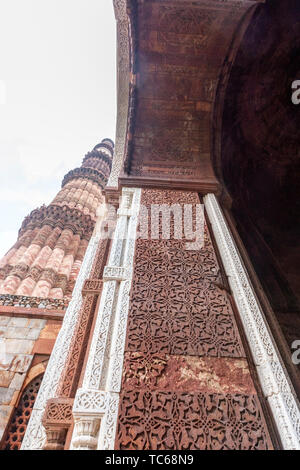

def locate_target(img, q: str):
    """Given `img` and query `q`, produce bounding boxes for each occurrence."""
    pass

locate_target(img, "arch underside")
[114,0,300,395]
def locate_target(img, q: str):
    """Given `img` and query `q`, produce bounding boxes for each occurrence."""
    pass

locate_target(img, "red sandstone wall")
[115,189,274,450]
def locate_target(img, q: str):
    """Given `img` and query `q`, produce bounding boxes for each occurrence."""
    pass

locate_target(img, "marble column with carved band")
[70,187,141,450]
[0,139,114,306]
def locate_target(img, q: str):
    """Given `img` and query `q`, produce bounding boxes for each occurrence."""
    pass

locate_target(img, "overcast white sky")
[0,0,116,258]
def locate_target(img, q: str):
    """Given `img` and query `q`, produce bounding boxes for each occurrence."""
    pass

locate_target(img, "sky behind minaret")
[0,0,116,258]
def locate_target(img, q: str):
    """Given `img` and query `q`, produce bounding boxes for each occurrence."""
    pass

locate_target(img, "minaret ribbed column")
[0,139,114,301]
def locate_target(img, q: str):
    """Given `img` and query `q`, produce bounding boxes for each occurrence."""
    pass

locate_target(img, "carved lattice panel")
[126,238,244,357]
[2,374,43,450]
[125,189,245,357]
[116,189,273,450]
[116,391,273,450]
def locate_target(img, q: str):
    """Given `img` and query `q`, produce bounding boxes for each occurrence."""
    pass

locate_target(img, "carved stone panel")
[116,188,274,450]
[126,212,244,359]
[116,390,272,450]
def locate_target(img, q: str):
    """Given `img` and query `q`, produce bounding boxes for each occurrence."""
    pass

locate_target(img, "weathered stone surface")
[32,338,55,355]
[0,387,14,405]
[27,318,46,329]
[0,405,13,441]
[0,371,14,388]
[8,317,29,328]
[4,339,34,355]
[39,321,61,340]
[5,327,30,339]
[122,0,257,193]
[9,372,26,391]
[26,328,42,340]
[0,316,10,327]
[122,353,256,395]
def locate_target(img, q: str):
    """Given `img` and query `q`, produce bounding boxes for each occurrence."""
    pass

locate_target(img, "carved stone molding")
[19,204,95,240]
[62,167,107,190]
[108,1,131,188]
[72,417,100,450]
[70,188,141,450]
[204,193,300,450]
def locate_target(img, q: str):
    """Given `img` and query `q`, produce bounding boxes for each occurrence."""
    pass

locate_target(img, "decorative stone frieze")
[0,294,68,310]
[19,205,95,241]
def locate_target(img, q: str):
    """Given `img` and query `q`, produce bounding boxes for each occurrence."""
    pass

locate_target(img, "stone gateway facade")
[0,0,299,451]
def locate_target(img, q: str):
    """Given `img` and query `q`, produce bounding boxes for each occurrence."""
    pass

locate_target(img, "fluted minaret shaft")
[0,139,114,300]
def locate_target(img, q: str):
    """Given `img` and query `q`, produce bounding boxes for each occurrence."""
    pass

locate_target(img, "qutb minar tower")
[0,139,113,301]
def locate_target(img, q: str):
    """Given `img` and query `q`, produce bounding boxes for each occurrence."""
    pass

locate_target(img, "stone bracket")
[42,397,74,427]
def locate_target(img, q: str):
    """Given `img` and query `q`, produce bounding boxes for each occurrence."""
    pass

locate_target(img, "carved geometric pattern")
[114,189,274,450]
[57,294,99,398]
[123,190,244,358]
[116,391,273,450]
[73,389,107,414]
[126,238,244,358]
[57,239,108,399]
[2,374,44,450]
[141,188,200,206]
